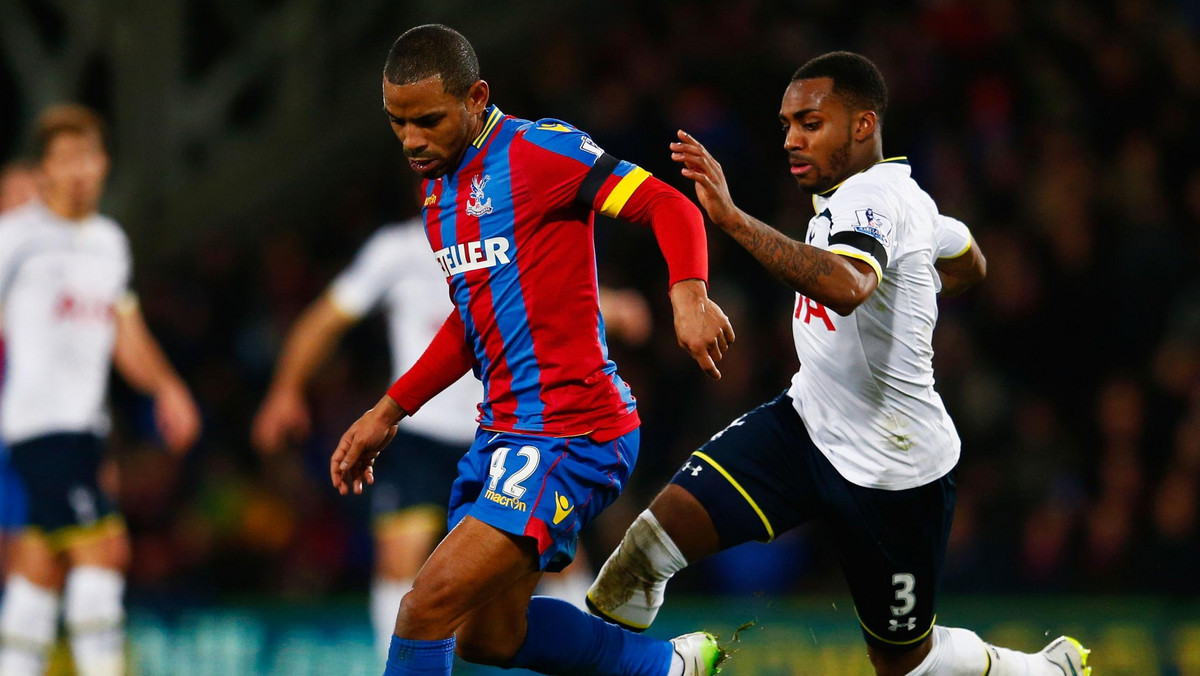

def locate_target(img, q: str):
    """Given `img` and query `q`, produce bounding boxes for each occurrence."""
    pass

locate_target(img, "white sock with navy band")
[905,625,1066,676]
[586,509,688,630]
[64,566,125,676]
[0,575,60,676]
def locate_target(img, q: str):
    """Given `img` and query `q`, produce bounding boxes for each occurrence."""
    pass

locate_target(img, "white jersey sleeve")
[328,228,407,318]
[933,214,973,259]
[824,178,900,281]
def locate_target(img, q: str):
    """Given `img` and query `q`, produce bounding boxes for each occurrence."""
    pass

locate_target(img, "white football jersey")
[0,201,132,444]
[329,219,479,445]
[787,159,962,490]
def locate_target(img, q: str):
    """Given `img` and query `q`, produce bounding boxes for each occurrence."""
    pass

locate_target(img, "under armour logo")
[681,462,704,477]
[889,617,917,632]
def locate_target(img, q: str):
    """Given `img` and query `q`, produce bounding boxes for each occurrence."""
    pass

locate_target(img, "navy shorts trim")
[369,428,466,525]
[7,432,119,538]
[670,391,956,653]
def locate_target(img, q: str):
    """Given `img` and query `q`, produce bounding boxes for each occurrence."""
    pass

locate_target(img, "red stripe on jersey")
[509,136,638,435]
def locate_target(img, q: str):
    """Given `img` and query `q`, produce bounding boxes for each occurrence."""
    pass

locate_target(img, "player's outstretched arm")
[113,301,202,455]
[331,395,405,495]
[671,130,878,316]
[253,294,357,454]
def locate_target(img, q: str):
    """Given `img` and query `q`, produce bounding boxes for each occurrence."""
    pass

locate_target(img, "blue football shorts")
[449,427,639,572]
[0,444,29,530]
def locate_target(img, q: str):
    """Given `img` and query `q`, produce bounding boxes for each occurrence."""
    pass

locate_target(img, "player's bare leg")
[588,484,717,630]
[372,509,442,658]
[0,533,66,676]
[385,514,696,675]
[63,529,129,676]
[395,515,539,641]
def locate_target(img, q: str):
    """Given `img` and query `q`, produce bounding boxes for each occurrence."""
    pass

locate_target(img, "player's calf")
[587,509,689,631]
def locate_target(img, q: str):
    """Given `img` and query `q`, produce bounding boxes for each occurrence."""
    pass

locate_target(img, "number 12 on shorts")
[488,445,541,499]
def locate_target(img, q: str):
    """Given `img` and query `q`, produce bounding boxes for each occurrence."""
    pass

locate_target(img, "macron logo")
[435,237,512,278]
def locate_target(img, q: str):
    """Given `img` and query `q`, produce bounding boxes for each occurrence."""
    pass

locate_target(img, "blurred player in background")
[0,160,40,583]
[0,105,202,676]
[588,52,1092,676]
[332,24,734,676]
[252,214,651,657]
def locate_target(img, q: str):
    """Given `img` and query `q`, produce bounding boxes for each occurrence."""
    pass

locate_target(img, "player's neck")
[830,146,886,188]
[42,193,96,222]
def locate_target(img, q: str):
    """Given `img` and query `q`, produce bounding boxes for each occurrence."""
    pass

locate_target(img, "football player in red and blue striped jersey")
[331,24,732,676]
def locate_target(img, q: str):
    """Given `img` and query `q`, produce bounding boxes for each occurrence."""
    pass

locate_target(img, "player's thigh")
[7,433,125,556]
[455,569,543,665]
[9,531,67,588]
[822,464,957,654]
[398,515,540,639]
[667,391,819,554]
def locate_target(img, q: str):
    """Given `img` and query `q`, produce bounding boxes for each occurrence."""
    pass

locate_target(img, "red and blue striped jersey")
[419,106,656,441]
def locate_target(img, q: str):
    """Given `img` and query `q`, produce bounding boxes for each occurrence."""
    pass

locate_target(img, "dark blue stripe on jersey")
[441,173,493,420]
[576,153,620,208]
[829,231,889,269]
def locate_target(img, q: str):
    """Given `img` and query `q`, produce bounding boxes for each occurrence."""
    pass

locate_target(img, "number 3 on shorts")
[487,446,541,499]
[890,573,916,616]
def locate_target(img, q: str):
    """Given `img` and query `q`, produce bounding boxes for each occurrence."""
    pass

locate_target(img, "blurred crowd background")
[2,0,1199,610]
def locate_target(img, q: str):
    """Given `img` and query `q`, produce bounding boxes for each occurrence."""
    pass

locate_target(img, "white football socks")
[0,575,61,676]
[64,566,125,676]
[587,509,688,630]
[905,625,1065,676]
[370,578,412,660]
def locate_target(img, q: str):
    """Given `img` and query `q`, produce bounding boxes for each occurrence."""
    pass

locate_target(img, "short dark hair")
[384,24,479,98]
[792,51,888,125]
[35,104,106,157]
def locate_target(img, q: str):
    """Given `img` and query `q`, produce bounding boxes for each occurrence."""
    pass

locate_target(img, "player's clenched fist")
[330,395,406,495]
[668,279,735,380]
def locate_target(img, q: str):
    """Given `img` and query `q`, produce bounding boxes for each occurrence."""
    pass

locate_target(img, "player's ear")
[465,80,490,115]
[853,110,878,142]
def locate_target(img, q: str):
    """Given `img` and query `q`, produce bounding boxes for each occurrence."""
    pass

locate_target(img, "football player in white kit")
[252,218,650,658]
[0,105,201,676]
[587,52,1092,675]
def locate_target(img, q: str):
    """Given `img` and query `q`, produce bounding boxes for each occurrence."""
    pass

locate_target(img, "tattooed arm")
[670,130,878,316]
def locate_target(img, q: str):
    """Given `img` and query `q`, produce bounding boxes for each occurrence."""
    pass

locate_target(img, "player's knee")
[396,584,460,634]
[647,484,718,562]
